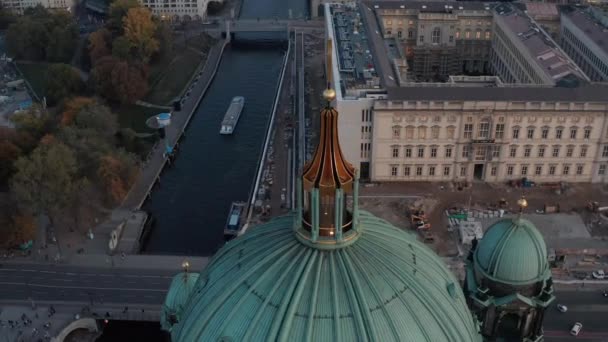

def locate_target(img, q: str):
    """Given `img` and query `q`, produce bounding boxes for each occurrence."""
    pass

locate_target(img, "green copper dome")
[161,272,200,332]
[170,212,481,342]
[474,218,549,285]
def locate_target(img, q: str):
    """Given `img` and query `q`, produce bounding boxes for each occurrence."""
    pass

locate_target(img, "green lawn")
[114,104,165,134]
[144,49,206,106]
[16,62,50,100]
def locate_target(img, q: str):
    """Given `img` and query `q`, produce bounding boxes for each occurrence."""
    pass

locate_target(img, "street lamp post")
[146,112,174,159]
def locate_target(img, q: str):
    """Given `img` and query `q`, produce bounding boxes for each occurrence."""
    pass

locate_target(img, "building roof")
[170,212,481,342]
[524,3,559,19]
[474,218,550,285]
[496,9,586,83]
[383,84,608,102]
[358,2,397,88]
[363,0,489,12]
[563,9,608,56]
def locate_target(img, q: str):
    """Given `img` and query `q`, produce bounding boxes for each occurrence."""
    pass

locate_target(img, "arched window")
[405,126,415,139]
[432,27,441,44]
[418,126,427,139]
[392,125,402,139]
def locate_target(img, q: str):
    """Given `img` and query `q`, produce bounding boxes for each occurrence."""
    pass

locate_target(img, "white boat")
[220,96,245,135]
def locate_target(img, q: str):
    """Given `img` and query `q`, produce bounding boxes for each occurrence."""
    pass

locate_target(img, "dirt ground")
[359,181,608,256]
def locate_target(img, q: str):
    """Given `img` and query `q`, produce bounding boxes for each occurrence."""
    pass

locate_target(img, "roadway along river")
[143,46,285,256]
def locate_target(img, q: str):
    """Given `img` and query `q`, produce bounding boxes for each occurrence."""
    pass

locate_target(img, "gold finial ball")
[323,88,336,102]
[182,260,190,271]
[517,197,528,209]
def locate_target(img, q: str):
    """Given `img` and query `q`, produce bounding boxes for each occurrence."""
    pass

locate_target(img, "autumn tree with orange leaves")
[122,7,159,64]
[91,56,148,104]
[97,151,140,205]
[60,97,96,126]
[88,28,112,65]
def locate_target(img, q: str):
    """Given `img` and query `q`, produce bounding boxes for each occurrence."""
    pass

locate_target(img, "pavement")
[0,256,209,342]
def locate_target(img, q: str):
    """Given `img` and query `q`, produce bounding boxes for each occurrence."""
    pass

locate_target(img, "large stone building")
[491,4,587,85]
[560,6,608,81]
[325,1,608,184]
[139,0,212,21]
[376,1,494,81]
[0,0,74,14]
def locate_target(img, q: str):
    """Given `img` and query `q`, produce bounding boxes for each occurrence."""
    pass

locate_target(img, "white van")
[570,322,583,336]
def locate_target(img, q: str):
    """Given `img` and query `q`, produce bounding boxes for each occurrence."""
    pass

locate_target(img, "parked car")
[592,270,605,279]
[570,322,583,336]
[557,304,568,313]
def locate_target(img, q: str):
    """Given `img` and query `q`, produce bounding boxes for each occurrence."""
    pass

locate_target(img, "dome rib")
[180,239,296,341]
[276,250,318,341]
[354,241,432,341]
[356,231,473,341]
[268,248,314,340]
[304,252,323,340]
[172,213,482,342]
[340,249,377,341]
[336,250,370,342]
[348,246,402,341]
[228,244,307,341]
[329,252,343,341]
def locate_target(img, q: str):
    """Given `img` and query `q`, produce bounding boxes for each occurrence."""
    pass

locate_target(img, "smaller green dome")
[161,272,200,332]
[474,218,549,285]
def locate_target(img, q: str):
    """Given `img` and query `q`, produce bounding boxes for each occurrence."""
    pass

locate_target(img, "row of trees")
[5,6,78,63]
[89,0,172,104]
[0,99,141,248]
[0,0,174,247]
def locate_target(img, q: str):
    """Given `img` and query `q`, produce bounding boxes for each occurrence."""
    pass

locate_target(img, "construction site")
[359,181,608,282]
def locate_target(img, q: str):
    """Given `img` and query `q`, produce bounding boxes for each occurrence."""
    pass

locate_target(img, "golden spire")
[516,195,528,220]
[302,90,355,195]
[295,38,360,245]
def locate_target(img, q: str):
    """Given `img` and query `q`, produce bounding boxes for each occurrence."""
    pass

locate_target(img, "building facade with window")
[371,87,608,183]
[375,1,494,81]
[0,0,75,14]
[327,2,608,184]
[139,0,210,20]
[560,7,608,82]
[491,4,588,85]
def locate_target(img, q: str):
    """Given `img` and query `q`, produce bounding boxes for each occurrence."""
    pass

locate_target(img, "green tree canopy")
[5,6,78,62]
[10,142,78,216]
[58,103,118,177]
[112,36,133,60]
[10,106,51,150]
[45,64,84,106]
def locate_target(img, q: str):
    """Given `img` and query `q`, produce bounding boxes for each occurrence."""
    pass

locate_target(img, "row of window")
[388,163,598,178]
[388,144,598,160]
[562,27,608,80]
[390,165,454,177]
[390,124,593,141]
[508,145,591,159]
[505,164,585,177]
